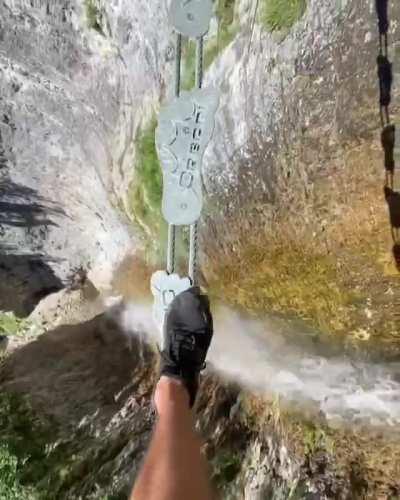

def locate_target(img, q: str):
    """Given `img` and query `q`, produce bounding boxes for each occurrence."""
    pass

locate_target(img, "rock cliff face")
[0,0,172,313]
[2,0,400,328]
[2,0,400,498]
[1,294,399,499]
[201,0,400,359]
[203,0,399,235]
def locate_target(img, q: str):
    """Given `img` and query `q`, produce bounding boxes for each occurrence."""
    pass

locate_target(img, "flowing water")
[113,300,400,429]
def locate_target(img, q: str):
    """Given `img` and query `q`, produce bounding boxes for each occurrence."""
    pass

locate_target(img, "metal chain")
[376,3,400,268]
[166,33,182,274]
[188,36,204,284]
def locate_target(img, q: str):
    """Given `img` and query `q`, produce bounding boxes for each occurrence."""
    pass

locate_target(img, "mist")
[112,300,400,428]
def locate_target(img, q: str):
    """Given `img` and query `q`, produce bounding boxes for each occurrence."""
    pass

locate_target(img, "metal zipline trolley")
[151,0,219,338]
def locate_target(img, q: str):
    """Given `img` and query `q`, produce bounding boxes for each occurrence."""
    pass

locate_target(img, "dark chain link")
[376,0,400,269]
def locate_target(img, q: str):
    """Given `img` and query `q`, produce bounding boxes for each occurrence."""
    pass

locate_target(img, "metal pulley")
[151,1,219,336]
[169,0,213,38]
[156,88,219,226]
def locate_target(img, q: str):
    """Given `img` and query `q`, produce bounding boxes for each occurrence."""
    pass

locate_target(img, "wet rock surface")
[202,0,400,360]
[2,0,400,498]
[204,0,398,213]
[0,309,353,499]
[1,288,399,499]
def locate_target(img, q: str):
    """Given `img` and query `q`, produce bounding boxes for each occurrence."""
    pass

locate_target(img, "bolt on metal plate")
[156,88,219,225]
[151,270,192,339]
[169,0,213,38]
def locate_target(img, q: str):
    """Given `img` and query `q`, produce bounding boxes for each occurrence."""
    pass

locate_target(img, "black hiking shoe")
[160,287,213,407]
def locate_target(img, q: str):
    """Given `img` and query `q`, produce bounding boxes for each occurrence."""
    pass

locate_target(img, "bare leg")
[131,376,213,500]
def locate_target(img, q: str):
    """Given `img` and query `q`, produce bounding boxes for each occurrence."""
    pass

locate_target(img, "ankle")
[154,376,191,417]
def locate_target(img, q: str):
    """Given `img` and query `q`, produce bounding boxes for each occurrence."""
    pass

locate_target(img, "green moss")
[129,117,162,231]
[209,0,238,64]
[211,450,241,487]
[204,23,238,66]
[0,392,91,497]
[0,393,51,498]
[128,116,167,262]
[182,40,197,90]
[0,444,37,499]
[208,240,356,333]
[0,312,29,337]
[84,0,104,34]
[0,393,49,485]
[0,391,123,499]
[260,0,307,32]
[0,445,20,500]
[303,425,334,456]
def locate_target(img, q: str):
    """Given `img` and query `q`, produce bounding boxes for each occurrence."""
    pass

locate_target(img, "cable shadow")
[384,186,400,267]
[376,0,389,38]
[0,180,67,315]
[376,0,400,270]
[0,179,66,229]
[0,252,64,316]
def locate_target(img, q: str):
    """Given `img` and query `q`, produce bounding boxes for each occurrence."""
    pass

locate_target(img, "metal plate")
[151,270,192,338]
[169,0,213,38]
[156,88,219,225]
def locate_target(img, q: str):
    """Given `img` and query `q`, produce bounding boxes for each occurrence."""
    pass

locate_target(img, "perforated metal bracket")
[151,270,192,338]
[169,0,213,38]
[156,88,219,226]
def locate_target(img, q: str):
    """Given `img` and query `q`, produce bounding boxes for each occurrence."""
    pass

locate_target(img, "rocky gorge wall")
[2,0,400,498]
[200,0,400,359]
[0,0,173,314]
[2,0,400,339]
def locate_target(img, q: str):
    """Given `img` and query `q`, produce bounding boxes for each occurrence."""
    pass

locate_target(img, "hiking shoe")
[160,287,213,407]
